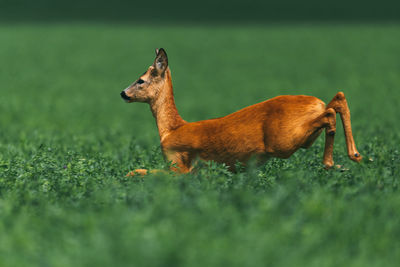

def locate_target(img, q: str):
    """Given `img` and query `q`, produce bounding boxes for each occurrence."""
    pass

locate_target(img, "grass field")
[1,24,400,266]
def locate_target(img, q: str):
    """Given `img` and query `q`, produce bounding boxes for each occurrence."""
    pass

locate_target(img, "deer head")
[120,48,169,103]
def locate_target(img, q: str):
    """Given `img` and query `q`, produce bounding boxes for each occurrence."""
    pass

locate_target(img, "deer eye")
[137,79,145,85]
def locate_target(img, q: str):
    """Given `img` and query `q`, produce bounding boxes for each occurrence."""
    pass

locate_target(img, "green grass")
[0,24,400,266]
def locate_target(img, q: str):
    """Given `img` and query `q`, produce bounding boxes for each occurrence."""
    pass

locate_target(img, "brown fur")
[122,49,362,175]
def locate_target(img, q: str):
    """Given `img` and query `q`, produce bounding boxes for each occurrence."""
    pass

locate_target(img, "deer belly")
[198,130,266,164]
[264,120,322,158]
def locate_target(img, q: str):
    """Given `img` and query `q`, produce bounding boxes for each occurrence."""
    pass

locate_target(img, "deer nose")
[120,91,131,101]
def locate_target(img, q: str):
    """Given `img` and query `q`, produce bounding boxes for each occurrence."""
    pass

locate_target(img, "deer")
[120,48,362,176]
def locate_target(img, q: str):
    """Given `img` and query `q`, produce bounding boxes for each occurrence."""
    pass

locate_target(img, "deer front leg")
[126,169,169,177]
[164,150,193,174]
[126,150,193,177]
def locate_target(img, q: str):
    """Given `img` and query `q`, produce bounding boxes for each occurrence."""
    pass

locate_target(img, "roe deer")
[120,48,362,175]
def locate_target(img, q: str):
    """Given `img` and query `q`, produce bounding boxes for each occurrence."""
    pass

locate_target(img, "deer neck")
[149,68,186,142]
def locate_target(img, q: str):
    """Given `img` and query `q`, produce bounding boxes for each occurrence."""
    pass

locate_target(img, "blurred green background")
[1,1,400,267]
[1,0,400,22]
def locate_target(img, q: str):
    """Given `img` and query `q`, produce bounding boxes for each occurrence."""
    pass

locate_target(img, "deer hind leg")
[306,108,337,168]
[327,92,362,163]
[322,108,337,168]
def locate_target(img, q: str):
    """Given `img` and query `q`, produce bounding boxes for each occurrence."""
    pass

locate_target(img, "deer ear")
[154,48,168,75]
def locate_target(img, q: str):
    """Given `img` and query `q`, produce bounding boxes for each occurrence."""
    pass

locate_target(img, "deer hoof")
[323,161,334,169]
[126,169,148,177]
[349,153,362,162]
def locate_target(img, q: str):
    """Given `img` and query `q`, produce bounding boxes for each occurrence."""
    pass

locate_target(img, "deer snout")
[120,91,131,101]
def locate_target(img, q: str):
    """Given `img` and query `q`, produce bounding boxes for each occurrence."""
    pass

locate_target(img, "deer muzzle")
[120,91,131,101]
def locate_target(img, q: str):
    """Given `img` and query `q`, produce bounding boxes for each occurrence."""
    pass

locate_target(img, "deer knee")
[324,108,336,135]
[325,108,336,124]
[325,108,336,117]
[335,92,345,100]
